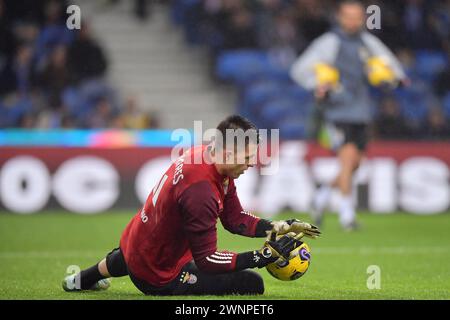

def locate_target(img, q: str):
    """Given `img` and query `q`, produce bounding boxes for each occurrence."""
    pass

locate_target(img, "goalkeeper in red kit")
[62,115,320,295]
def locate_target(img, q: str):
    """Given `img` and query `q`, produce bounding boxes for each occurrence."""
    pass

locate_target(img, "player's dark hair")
[338,0,364,9]
[215,115,259,149]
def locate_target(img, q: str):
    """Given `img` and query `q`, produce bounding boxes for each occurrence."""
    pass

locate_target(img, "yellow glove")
[314,63,340,88]
[366,56,396,87]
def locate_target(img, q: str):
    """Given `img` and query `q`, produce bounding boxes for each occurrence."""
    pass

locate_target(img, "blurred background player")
[290,0,407,230]
[62,115,320,296]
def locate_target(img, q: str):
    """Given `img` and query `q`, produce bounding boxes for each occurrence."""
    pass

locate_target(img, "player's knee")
[239,270,265,295]
[105,248,128,277]
[341,153,359,172]
[341,143,359,159]
[252,272,265,295]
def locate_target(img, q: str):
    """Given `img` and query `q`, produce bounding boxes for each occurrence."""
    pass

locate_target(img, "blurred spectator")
[122,96,151,129]
[222,7,258,50]
[293,0,330,47]
[35,0,73,68]
[434,67,450,97]
[18,111,37,128]
[12,43,36,96]
[0,0,16,62]
[3,0,46,25]
[422,106,450,140]
[135,0,152,21]
[401,0,443,51]
[367,0,405,51]
[396,48,417,77]
[60,113,76,129]
[429,0,450,54]
[87,98,115,129]
[68,22,108,85]
[110,112,127,129]
[37,44,70,104]
[374,96,411,139]
[106,0,153,21]
[256,3,302,64]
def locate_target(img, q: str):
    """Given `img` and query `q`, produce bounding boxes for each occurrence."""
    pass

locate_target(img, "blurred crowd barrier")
[0,130,449,215]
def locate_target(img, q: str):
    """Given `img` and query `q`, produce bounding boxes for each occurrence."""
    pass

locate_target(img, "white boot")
[62,274,110,292]
[338,193,359,231]
[310,184,332,226]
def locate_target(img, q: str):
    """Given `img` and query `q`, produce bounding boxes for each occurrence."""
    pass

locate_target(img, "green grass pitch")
[0,211,449,300]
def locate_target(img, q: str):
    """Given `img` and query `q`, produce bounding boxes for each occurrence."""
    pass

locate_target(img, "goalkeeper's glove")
[270,219,321,239]
[253,232,300,268]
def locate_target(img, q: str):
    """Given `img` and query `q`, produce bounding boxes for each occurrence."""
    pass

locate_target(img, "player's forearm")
[235,251,268,271]
[229,218,284,238]
[194,251,238,273]
[195,250,271,273]
[222,214,272,238]
[254,219,273,237]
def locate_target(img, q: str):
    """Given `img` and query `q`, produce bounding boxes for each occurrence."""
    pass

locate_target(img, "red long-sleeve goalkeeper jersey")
[120,145,261,287]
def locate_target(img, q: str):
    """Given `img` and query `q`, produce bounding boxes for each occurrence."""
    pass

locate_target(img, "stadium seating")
[216,50,290,85]
[414,50,449,83]
[395,87,429,123]
[443,92,450,118]
[169,2,450,141]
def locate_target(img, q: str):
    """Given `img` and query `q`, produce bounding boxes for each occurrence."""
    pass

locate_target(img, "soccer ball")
[266,241,311,281]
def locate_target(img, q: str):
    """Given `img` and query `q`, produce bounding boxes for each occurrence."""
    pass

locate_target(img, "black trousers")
[106,248,264,296]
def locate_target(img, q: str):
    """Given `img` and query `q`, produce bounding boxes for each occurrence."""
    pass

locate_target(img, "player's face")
[225,143,258,179]
[337,3,365,35]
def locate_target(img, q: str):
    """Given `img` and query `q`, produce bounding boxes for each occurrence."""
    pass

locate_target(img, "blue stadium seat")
[442,92,450,118]
[216,50,269,83]
[62,87,94,121]
[170,0,201,26]
[395,87,428,122]
[239,80,286,116]
[277,117,307,140]
[4,97,34,127]
[35,25,74,66]
[216,50,289,84]
[258,98,306,129]
[414,50,448,83]
[285,84,311,101]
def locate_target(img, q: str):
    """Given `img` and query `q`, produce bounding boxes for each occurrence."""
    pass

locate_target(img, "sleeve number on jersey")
[152,174,168,206]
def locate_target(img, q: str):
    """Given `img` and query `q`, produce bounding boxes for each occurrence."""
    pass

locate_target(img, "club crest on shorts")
[180,271,197,284]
